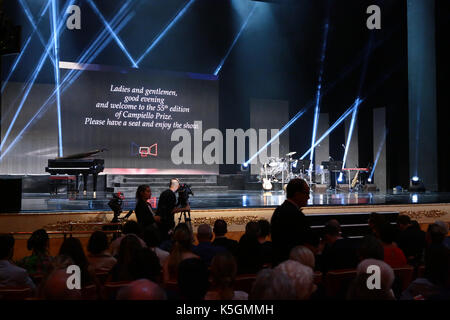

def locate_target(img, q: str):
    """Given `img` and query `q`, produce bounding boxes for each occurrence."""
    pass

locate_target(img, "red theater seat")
[0,287,33,300]
[234,274,257,294]
[324,269,357,298]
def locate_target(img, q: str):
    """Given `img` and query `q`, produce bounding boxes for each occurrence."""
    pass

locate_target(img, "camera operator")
[156,178,190,240]
[135,185,157,230]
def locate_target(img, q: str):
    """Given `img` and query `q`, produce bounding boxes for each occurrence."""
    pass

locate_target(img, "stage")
[17,189,450,213]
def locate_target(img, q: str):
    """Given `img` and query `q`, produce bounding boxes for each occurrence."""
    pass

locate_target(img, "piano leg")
[93,173,98,199]
[83,173,88,196]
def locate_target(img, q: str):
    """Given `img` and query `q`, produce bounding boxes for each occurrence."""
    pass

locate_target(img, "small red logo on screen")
[139,144,158,158]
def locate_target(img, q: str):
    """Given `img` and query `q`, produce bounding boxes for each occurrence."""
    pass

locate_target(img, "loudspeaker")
[0,178,22,213]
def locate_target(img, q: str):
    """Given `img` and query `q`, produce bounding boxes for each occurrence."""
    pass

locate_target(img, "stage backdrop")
[1,64,219,175]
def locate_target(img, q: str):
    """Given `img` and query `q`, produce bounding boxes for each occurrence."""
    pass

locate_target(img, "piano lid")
[55,149,107,160]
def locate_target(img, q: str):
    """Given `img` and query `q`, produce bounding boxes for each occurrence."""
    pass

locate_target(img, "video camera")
[177,183,194,208]
[107,192,133,223]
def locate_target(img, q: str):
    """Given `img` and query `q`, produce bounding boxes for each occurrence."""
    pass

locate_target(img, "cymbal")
[286,152,297,156]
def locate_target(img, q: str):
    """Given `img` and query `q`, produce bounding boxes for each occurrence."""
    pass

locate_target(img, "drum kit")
[259,152,371,192]
[259,152,311,191]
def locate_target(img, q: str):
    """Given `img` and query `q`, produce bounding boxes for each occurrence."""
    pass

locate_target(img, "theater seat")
[393,265,414,292]
[324,269,357,298]
[103,281,131,300]
[82,284,99,300]
[95,272,109,285]
[313,271,323,285]
[164,280,179,291]
[234,274,257,294]
[0,287,33,300]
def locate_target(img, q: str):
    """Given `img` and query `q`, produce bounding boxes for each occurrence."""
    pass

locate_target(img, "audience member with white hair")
[289,245,315,269]
[250,268,297,300]
[274,260,315,300]
[347,259,396,300]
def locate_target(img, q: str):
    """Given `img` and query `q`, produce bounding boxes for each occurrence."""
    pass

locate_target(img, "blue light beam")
[1,1,51,93]
[369,129,388,181]
[19,0,56,67]
[309,22,330,167]
[136,0,196,65]
[87,0,138,68]
[0,0,76,153]
[214,4,256,76]
[50,0,63,157]
[301,99,362,160]
[244,107,308,166]
[338,98,361,181]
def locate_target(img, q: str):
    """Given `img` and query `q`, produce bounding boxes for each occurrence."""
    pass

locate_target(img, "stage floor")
[18,190,450,213]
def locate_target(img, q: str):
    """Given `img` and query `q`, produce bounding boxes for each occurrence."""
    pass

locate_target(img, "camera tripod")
[177,209,192,232]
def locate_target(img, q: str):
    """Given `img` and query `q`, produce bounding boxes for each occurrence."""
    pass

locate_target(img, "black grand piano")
[45,149,106,198]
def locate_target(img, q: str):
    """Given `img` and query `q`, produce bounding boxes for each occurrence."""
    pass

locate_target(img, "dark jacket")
[156,189,177,238]
[270,200,311,266]
[134,199,156,229]
[212,237,238,256]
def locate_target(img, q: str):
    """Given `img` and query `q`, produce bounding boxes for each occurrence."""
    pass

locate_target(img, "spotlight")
[410,176,425,192]
[337,176,343,183]
[240,163,249,172]
[367,178,372,183]
[411,194,419,204]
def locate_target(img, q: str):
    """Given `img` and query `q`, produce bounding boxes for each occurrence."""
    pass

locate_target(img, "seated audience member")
[87,231,117,273]
[401,238,450,300]
[116,279,167,300]
[163,224,198,283]
[257,219,273,265]
[367,212,386,237]
[236,221,264,274]
[319,220,360,273]
[379,223,407,268]
[290,246,315,269]
[303,229,321,256]
[274,260,315,300]
[59,237,95,287]
[109,235,143,282]
[193,224,226,266]
[347,259,396,300]
[425,223,447,249]
[177,258,209,300]
[18,229,53,275]
[129,248,161,283]
[250,268,297,300]
[111,221,146,257]
[143,225,169,267]
[434,220,450,249]
[0,234,36,291]
[396,215,426,264]
[41,268,82,300]
[212,219,238,256]
[271,178,311,266]
[357,235,384,262]
[205,252,248,300]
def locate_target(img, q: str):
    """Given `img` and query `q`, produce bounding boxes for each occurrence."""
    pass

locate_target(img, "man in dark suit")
[271,178,311,266]
[156,178,189,240]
